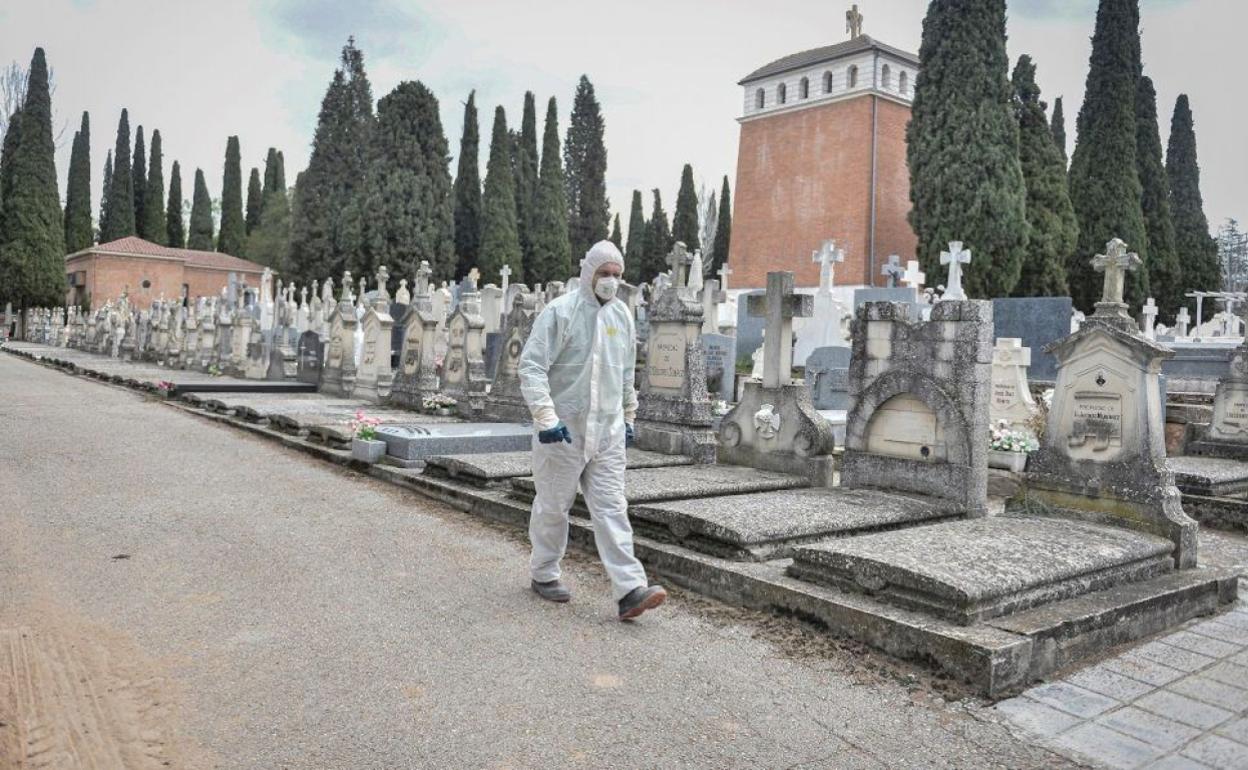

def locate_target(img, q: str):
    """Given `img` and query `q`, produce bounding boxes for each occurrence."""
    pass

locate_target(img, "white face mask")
[594,276,620,301]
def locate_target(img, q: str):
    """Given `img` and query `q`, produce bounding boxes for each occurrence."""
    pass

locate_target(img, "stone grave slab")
[375,423,532,461]
[629,487,960,561]
[509,464,808,508]
[788,516,1175,626]
[422,448,694,485]
[1169,456,1248,497]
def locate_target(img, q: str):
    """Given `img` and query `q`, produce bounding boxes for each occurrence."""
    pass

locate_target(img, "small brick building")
[729,32,919,290]
[65,236,268,309]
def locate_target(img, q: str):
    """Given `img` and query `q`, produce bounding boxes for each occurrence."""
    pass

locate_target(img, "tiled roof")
[739,35,919,84]
[74,236,267,274]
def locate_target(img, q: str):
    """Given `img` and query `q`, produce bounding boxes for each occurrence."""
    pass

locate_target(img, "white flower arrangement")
[422,393,457,411]
[989,420,1039,453]
[711,398,730,416]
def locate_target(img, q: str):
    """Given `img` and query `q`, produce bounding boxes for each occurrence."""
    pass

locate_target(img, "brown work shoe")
[618,585,667,620]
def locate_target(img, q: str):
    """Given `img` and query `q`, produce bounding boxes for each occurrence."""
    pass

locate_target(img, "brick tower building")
[728,14,919,290]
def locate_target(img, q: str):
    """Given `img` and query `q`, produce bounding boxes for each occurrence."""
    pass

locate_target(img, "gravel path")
[0,353,1074,768]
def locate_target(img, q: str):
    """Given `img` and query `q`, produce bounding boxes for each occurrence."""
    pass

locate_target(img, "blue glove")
[538,422,573,444]
[625,423,635,447]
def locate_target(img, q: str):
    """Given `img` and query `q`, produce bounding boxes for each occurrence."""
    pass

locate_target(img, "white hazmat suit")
[518,242,648,600]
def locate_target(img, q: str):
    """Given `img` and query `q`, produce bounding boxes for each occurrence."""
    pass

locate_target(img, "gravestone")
[991,296,1072,383]
[354,267,395,402]
[1188,296,1248,459]
[441,290,490,414]
[939,241,971,300]
[375,423,533,463]
[389,262,441,409]
[482,290,539,423]
[480,285,504,334]
[853,286,919,313]
[718,271,835,485]
[880,254,904,287]
[296,330,324,385]
[635,242,717,462]
[990,338,1039,432]
[702,332,736,402]
[1014,238,1197,568]
[734,289,766,360]
[320,272,359,397]
[700,279,724,336]
[806,345,851,410]
[793,239,850,366]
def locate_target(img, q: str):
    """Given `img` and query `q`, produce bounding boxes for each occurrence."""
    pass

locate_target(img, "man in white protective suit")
[518,240,668,620]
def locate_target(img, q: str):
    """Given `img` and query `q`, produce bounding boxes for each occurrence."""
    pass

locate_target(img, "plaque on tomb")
[647,328,687,392]
[702,333,736,402]
[296,331,324,384]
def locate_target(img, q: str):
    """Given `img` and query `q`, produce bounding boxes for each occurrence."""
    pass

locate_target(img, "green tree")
[0,109,19,253]
[97,147,110,242]
[288,37,374,282]
[564,74,609,261]
[187,167,214,250]
[166,160,184,248]
[610,213,622,251]
[452,90,482,278]
[515,91,539,275]
[642,188,672,283]
[246,149,292,271]
[907,0,1028,299]
[217,136,245,254]
[1010,55,1075,297]
[0,48,65,310]
[132,125,147,239]
[529,96,571,285]
[624,189,645,283]
[671,163,701,255]
[358,80,455,283]
[143,129,166,245]
[710,175,732,277]
[478,105,522,284]
[1167,94,1219,296]
[1051,95,1067,164]
[1135,76,1181,317]
[63,111,93,253]
[261,147,284,197]
[1068,0,1149,310]
[101,108,135,241]
[245,167,262,235]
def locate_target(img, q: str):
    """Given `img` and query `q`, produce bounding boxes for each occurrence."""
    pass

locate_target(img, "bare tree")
[1219,218,1248,294]
[0,59,68,148]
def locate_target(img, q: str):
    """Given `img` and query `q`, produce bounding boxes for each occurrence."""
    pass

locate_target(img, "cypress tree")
[274,151,286,193]
[98,147,110,242]
[564,74,609,261]
[672,163,701,255]
[245,167,262,235]
[452,90,482,278]
[624,189,646,284]
[132,125,147,238]
[529,96,571,285]
[1135,76,1181,316]
[514,91,540,273]
[247,149,293,272]
[63,111,93,253]
[907,0,1028,299]
[1167,94,1219,296]
[1051,96,1067,164]
[478,105,522,284]
[1068,0,1149,310]
[288,38,374,283]
[1011,55,1075,297]
[187,168,214,250]
[166,160,184,248]
[217,136,245,254]
[143,129,165,245]
[610,214,622,251]
[262,147,280,197]
[0,110,19,267]
[711,175,732,277]
[358,80,455,282]
[642,189,672,283]
[102,108,135,241]
[0,48,65,309]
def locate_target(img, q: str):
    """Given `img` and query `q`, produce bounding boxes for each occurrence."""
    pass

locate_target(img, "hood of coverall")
[579,240,625,302]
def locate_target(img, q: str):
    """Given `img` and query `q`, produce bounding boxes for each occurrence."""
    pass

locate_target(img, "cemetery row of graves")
[6,236,1247,697]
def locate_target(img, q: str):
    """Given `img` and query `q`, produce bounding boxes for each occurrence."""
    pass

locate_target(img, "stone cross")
[812,239,844,294]
[701,278,725,335]
[1141,297,1158,340]
[467,267,481,291]
[357,276,368,310]
[1185,291,1209,331]
[1175,306,1191,337]
[376,265,391,305]
[880,255,904,287]
[902,259,926,290]
[499,263,511,294]
[666,242,693,289]
[746,271,814,390]
[1091,238,1141,307]
[846,3,863,38]
[717,262,733,293]
[395,279,410,306]
[415,261,433,296]
[341,271,354,302]
[939,241,971,300]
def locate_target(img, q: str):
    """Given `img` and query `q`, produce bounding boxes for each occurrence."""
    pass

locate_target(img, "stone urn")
[351,437,386,464]
[988,449,1028,473]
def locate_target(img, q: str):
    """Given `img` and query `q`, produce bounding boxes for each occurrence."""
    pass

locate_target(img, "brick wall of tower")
[727,94,917,290]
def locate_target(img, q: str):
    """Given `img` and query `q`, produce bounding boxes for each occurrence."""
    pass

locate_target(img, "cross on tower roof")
[881,254,904,287]
[666,241,692,289]
[846,3,864,38]
[812,239,845,294]
[939,241,971,300]
[1091,237,1141,308]
[746,271,814,389]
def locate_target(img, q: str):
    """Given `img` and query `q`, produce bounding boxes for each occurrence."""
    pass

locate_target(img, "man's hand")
[625,423,635,447]
[538,422,573,444]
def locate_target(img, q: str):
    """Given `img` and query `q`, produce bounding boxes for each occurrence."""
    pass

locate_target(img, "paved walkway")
[0,353,1070,767]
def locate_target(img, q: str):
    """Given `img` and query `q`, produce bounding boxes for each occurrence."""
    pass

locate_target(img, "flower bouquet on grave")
[155,380,174,395]
[988,419,1038,472]
[207,364,223,377]
[348,409,386,463]
[711,398,731,417]
[421,393,457,416]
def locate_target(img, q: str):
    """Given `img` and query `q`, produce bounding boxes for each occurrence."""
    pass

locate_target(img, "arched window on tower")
[822,71,833,93]
[777,82,786,104]
[899,71,909,95]
[756,88,765,109]
[799,77,809,99]
[881,64,891,90]
[848,65,859,89]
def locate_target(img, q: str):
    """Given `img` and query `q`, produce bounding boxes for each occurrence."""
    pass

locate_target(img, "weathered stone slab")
[375,423,532,460]
[423,448,693,484]
[630,487,960,561]
[788,516,1176,625]
[1169,456,1248,497]
[509,464,808,507]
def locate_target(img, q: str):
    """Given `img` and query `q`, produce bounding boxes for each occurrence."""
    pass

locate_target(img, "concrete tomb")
[482,290,539,423]
[319,272,360,397]
[701,332,737,403]
[388,262,442,410]
[440,289,490,415]
[990,338,1040,433]
[353,267,395,402]
[375,422,533,462]
[422,447,693,487]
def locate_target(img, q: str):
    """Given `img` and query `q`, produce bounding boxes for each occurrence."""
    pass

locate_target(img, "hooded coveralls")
[518,245,649,600]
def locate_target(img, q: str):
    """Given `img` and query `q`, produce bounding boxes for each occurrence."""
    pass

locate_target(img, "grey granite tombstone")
[296,330,324,385]
[319,274,359,397]
[991,296,1072,383]
[375,423,532,462]
[702,333,737,402]
[805,345,851,410]
[441,291,490,414]
[483,291,539,423]
[734,289,766,360]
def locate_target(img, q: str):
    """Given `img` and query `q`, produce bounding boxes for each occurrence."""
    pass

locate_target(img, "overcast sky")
[1,0,1243,248]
